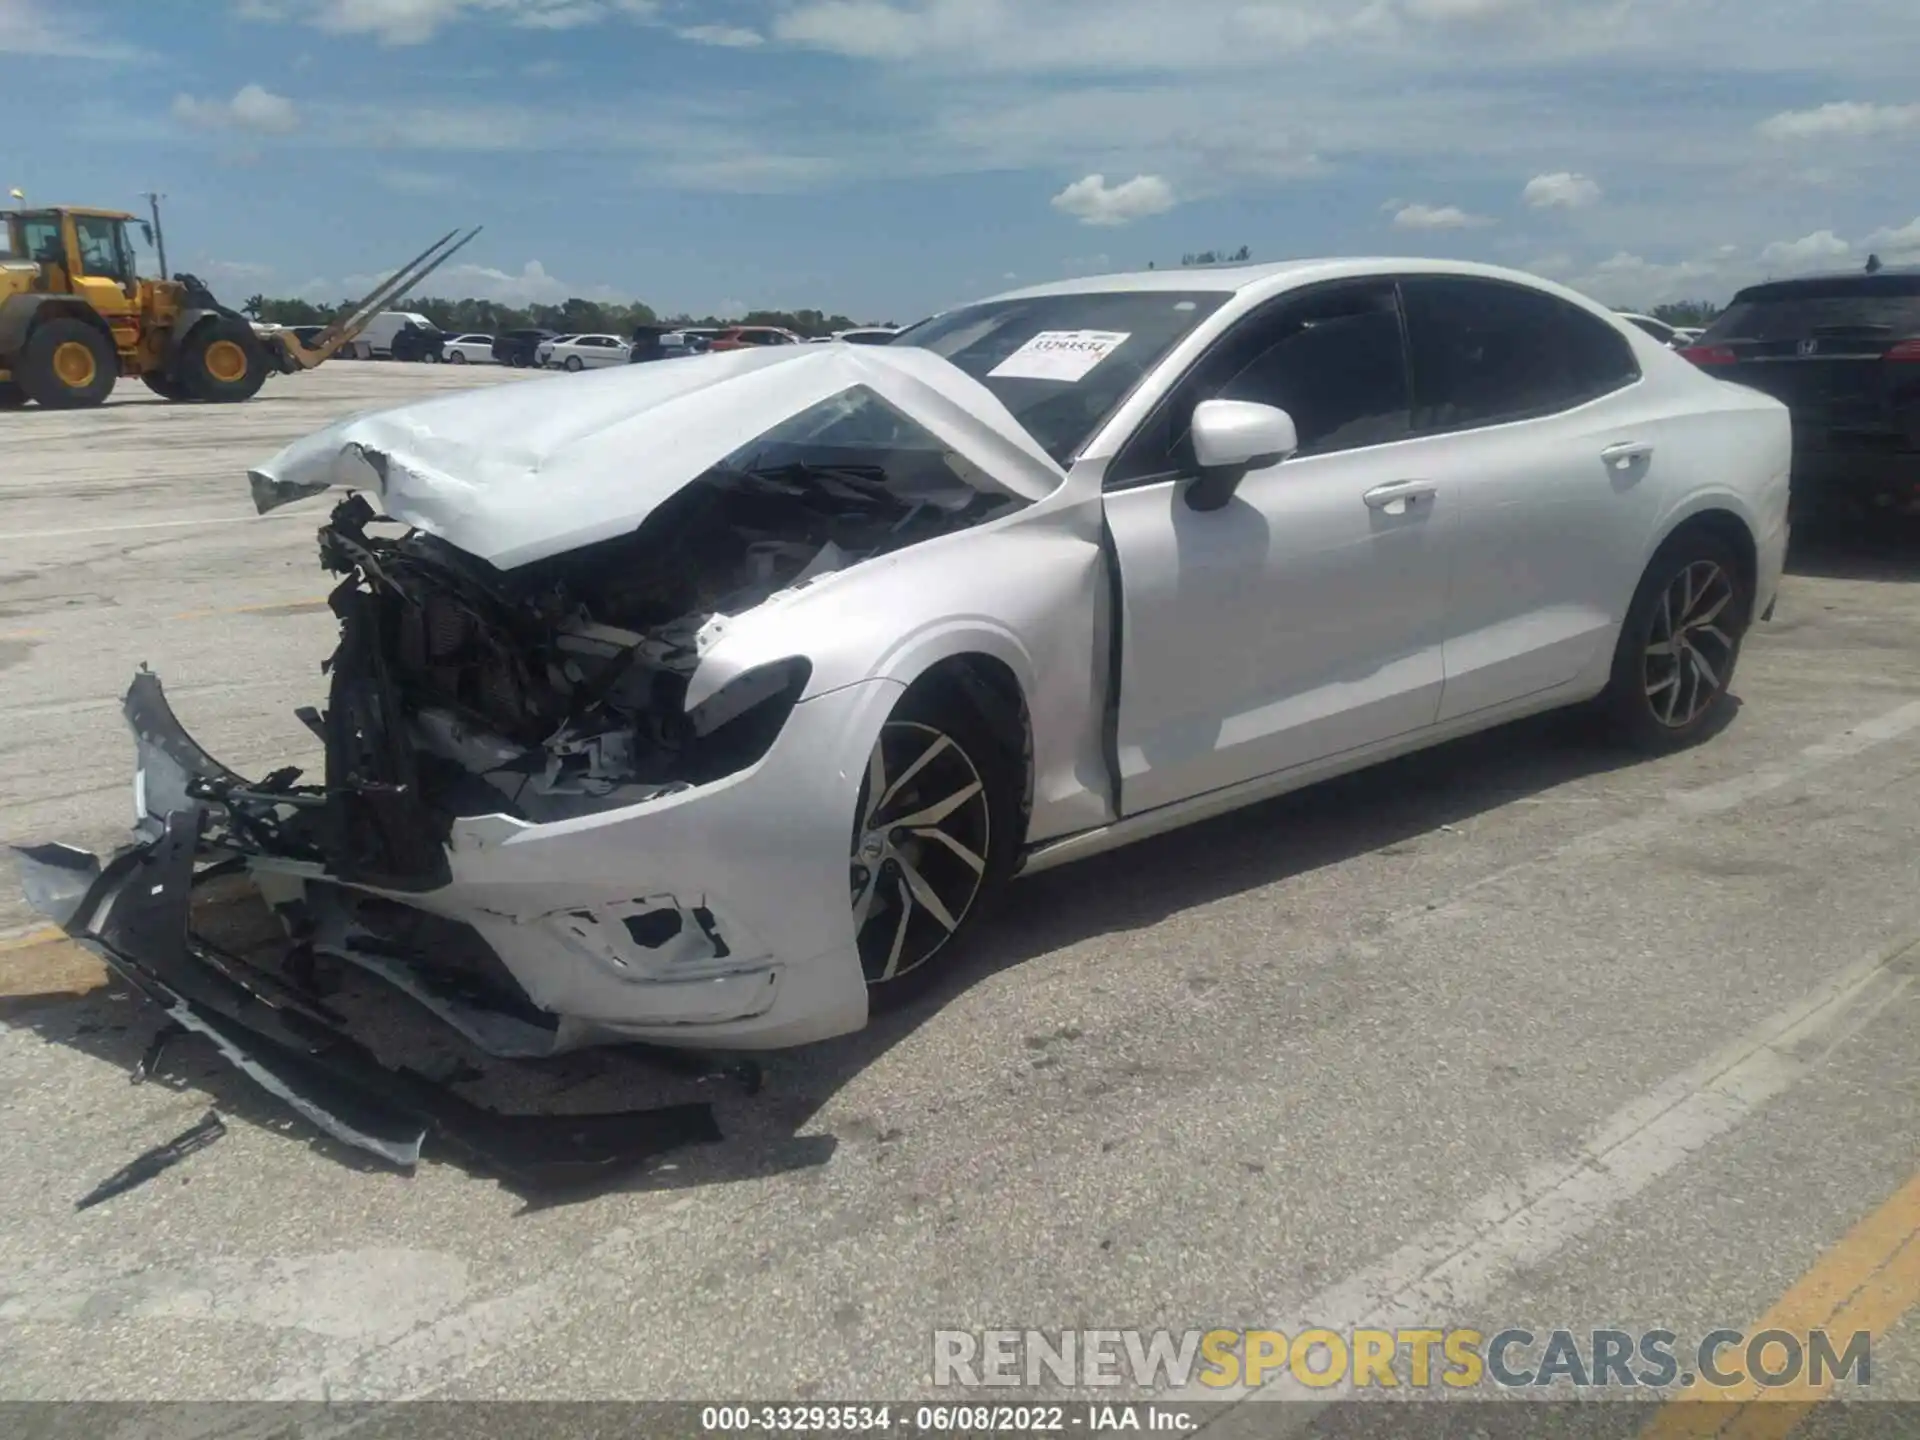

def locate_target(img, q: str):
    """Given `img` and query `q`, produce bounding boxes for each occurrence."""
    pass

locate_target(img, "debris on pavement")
[75,1109,227,1210]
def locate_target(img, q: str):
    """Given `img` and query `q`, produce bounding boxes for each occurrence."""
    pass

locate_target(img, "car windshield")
[893,289,1232,464]
[718,383,1043,510]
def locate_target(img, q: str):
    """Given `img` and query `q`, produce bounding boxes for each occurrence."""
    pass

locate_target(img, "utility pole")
[142,191,169,279]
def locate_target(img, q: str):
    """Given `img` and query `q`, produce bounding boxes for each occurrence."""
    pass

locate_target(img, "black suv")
[492,328,555,368]
[390,322,448,363]
[1684,264,1920,520]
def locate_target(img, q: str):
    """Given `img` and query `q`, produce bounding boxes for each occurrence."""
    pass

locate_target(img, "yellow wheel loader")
[0,208,479,410]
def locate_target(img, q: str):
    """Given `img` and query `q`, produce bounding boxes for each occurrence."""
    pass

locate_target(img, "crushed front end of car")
[14,346,1057,1176]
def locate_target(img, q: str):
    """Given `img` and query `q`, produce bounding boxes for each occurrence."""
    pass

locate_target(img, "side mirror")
[1185,399,1299,511]
[139,222,155,247]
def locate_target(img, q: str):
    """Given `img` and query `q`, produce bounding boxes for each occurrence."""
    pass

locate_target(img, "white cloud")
[1566,250,1727,307]
[1863,217,1920,260]
[194,259,277,286]
[0,0,142,56]
[172,83,301,134]
[1757,101,1920,141]
[1050,172,1176,226]
[1390,201,1492,230]
[1758,229,1850,268]
[649,151,841,193]
[431,259,613,305]
[1523,171,1601,209]
[306,258,624,306]
[766,0,1624,72]
[332,102,537,149]
[677,23,764,47]
[249,0,658,45]
[377,167,458,193]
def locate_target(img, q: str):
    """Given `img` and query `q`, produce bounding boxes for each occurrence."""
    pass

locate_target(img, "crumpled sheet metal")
[13,808,722,1189]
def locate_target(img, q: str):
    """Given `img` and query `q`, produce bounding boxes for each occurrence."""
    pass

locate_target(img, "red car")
[708,325,803,351]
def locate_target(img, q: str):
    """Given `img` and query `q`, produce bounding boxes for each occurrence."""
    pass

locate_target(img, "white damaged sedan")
[18,259,1790,1167]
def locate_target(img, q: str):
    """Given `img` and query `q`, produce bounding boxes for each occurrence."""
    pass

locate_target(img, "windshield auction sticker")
[988,330,1131,382]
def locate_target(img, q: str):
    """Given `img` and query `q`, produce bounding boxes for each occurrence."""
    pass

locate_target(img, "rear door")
[1397,275,1656,720]
[1687,277,1920,459]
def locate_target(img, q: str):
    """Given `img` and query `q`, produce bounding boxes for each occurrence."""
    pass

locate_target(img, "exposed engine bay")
[211,432,1026,895]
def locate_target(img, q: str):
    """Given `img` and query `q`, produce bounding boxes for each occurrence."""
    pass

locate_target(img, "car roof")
[1730,267,1920,298]
[981,255,1616,311]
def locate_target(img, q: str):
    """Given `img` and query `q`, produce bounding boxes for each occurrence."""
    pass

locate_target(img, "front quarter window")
[893,289,1230,464]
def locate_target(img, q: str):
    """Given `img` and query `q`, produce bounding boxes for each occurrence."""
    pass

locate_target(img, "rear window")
[1703,277,1920,342]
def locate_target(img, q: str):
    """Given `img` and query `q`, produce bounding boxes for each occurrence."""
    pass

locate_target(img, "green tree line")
[242,293,898,338]
[1648,300,1721,328]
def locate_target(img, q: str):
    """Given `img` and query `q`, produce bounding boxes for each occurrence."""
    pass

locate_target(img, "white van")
[346,311,437,360]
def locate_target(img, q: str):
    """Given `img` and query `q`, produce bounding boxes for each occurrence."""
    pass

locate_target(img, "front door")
[1103,280,1453,817]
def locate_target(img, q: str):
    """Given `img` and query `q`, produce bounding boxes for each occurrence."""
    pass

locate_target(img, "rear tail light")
[1886,339,1920,362]
[1679,344,1737,366]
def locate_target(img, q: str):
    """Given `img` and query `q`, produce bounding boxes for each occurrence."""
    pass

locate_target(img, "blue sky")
[4,0,1918,322]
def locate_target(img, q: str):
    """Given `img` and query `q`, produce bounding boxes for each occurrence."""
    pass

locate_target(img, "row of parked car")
[265,313,905,368]
[1617,312,1706,348]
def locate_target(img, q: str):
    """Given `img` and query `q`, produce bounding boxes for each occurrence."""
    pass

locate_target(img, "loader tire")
[141,371,194,401]
[18,318,117,409]
[0,380,27,408]
[179,318,269,403]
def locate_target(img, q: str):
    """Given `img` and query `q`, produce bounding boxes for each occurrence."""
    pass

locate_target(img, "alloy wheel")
[850,720,991,986]
[1643,559,1737,728]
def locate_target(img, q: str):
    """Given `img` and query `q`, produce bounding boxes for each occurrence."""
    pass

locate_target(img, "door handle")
[1601,441,1654,470]
[1363,480,1437,511]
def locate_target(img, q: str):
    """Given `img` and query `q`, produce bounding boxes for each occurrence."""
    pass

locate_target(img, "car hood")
[249,344,1064,569]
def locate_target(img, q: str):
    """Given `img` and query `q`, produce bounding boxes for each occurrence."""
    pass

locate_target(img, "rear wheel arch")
[1650,507,1758,627]
[1600,517,1751,752]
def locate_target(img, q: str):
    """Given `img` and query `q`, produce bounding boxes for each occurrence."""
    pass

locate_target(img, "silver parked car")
[20,258,1790,1169]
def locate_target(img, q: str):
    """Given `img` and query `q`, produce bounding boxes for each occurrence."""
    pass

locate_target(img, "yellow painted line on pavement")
[0,925,64,954]
[1641,1168,1920,1439]
[0,930,107,1010]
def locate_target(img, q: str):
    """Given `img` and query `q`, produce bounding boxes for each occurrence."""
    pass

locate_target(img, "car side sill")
[1014,677,1600,877]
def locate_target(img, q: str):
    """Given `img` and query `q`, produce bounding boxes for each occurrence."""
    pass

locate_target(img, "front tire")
[851,690,1018,1011]
[18,318,117,408]
[449,350,467,364]
[179,318,269,402]
[564,355,584,372]
[1600,532,1748,752]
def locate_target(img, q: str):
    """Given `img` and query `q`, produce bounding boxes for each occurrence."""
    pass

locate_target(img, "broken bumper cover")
[38,667,885,1051]
[15,810,721,1185]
